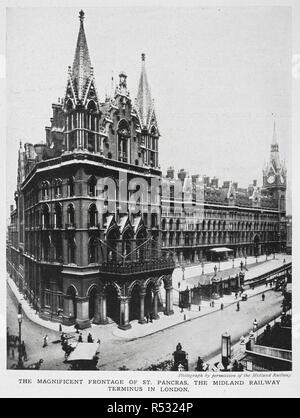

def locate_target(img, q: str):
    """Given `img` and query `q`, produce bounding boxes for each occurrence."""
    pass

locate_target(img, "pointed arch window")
[54,203,62,229]
[54,179,62,198]
[41,204,50,229]
[67,177,75,197]
[67,204,75,227]
[41,181,49,200]
[89,237,100,264]
[88,175,97,197]
[118,120,130,163]
[68,237,76,264]
[88,203,98,228]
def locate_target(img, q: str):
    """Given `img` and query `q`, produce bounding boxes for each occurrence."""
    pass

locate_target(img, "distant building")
[286,215,292,254]
[161,122,287,264]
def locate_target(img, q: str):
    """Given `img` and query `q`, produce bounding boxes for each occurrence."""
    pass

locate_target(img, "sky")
[6,6,292,215]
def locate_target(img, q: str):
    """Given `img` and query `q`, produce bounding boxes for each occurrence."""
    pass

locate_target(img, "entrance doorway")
[88,286,98,320]
[106,285,120,324]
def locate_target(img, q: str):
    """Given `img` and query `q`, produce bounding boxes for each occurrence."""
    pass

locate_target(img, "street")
[7,281,284,371]
[7,286,69,370]
[98,289,283,371]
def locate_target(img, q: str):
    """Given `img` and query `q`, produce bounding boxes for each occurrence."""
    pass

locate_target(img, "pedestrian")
[59,323,62,333]
[43,335,48,348]
[78,333,83,343]
[145,312,150,323]
[262,293,265,302]
[75,323,80,334]
[221,303,224,311]
[235,292,238,299]
[211,300,215,308]
[149,312,153,323]
[87,333,93,343]
[237,302,240,311]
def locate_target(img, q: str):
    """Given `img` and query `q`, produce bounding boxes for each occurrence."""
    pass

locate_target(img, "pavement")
[7,253,287,370]
[7,253,291,344]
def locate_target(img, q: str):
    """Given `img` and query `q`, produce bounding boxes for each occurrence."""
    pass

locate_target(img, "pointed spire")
[72,10,92,101]
[270,118,280,171]
[136,53,154,129]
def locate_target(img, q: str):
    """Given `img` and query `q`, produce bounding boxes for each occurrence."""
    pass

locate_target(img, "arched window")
[89,238,100,264]
[54,179,62,198]
[67,177,75,197]
[88,175,97,197]
[118,120,130,163]
[68,238,76,264]
[54,203,62,229]
[67,204,75,227]
[122,229,133,260]
[41,204,50,229]
[88,204,98,228]
[106,229,119,262]
[41,181,49,200]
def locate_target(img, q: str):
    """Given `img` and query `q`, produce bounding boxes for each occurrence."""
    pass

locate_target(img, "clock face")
[267,175,275,184]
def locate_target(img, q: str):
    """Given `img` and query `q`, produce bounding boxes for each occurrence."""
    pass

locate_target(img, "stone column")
[93,294,101,324]
[164,286,174,316]
[76,296,91,329]
[118,297,132,330]
[153,288,160,320]
[138,291,146,324]
[62,295,75,326]
[99,292,108,325]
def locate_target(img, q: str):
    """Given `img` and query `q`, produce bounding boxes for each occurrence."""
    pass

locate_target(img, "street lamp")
[214,265,218,276]
[221,333,231,370]
[232,256,235,268]
[182,265,185,281]
[253,318,258,343]
[245,255,247,270]
[17,303,24,369]
[201,261,204,275]
[218,257,221,272]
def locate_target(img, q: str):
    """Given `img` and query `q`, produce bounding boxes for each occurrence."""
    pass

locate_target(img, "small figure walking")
[59,323,62,333]
[149,312,153,323]
[221,303,224,311]
[43,335,48,348]
[145,312,150,323]
[237,302,240,312]
[75,323,80,334]
[87,333,93,343]
[262,293,265,302]
[78,333,83,343]
[211,300,215,308]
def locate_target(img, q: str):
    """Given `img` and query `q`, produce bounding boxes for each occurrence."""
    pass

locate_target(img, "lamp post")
[17,303,24,369]
[221,333,231,370]
[201,261,204,275]
[253,318,258,343]
[245,255,247,270]
[232,256,235,268]
[218,257,221,272]
[214,265,218,276]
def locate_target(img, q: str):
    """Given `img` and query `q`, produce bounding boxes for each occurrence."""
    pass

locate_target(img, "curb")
[127,287,275,342]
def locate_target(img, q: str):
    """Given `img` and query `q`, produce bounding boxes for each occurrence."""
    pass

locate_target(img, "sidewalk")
[7,253,289,342]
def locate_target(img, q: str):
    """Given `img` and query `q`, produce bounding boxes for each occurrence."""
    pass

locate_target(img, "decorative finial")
[79,10,85,22]
[141,53,145,62]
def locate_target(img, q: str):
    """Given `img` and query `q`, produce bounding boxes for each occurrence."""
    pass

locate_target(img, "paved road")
[98,289,284,371]
[7,284,283,371]
[7,286,68,370]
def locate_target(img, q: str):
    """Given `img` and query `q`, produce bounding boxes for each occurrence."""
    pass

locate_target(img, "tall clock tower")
[263,120,287,214]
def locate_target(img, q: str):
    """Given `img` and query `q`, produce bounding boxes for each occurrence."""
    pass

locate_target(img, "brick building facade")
[7,11,174,330]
